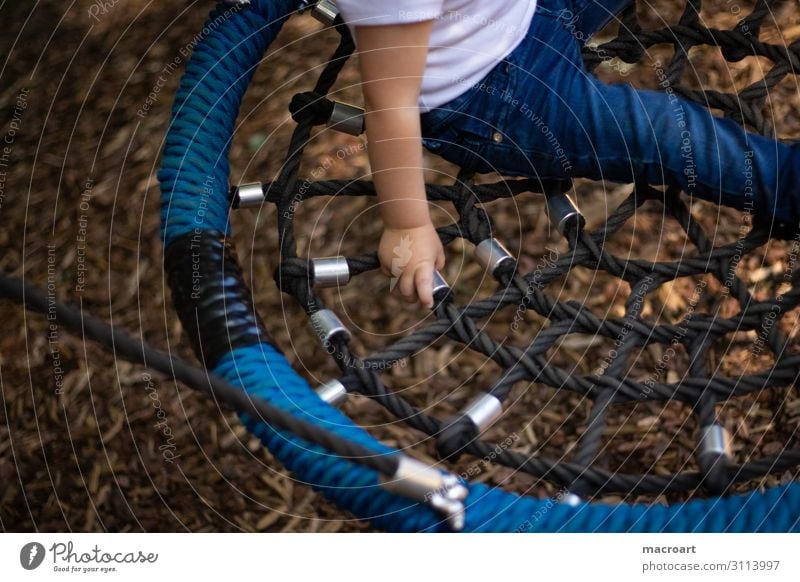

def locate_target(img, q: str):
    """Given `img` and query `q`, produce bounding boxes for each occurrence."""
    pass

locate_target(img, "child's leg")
[566,0,635,44]
[438,2,800,226]
[556,75,800,223]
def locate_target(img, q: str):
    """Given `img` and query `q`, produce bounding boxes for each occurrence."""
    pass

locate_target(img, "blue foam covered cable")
[158,0,800,532]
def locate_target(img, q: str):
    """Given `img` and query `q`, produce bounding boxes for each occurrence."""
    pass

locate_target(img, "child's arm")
[353,21,445,308]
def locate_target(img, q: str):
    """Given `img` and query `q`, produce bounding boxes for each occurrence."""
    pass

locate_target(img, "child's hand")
[379,223,445,309]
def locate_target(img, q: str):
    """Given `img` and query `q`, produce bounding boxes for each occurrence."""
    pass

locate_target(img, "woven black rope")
[243,0,800,497]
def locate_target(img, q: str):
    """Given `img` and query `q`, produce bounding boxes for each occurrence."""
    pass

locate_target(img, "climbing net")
[236,0,800,498]
[156,0,800,531]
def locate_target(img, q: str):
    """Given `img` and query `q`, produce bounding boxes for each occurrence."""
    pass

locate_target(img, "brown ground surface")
[1,0,799,532]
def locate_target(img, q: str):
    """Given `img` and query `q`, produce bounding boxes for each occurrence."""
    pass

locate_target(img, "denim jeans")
[420,0,800,226]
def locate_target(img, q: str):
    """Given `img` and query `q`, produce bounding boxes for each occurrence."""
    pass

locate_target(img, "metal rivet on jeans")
[492,132,504,143]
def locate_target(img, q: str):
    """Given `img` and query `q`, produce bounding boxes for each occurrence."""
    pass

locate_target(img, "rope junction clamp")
[311,0,339,25]
[380,456,469,531]
[431,271,450,304]
[309,308,352,346]
[698,424,733,463]
[546,191,585,236]
[233,182,265,209]
[315,378,348,406]
[461,392,504,434]
[312,256,350,288]
[327,101,365,136]
[475,238,515,276]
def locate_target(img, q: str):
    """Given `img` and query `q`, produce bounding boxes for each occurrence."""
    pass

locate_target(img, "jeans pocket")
[422,51,518,136]
[420,80,486,137]
[422,123,485,171]
[485,143,569,179]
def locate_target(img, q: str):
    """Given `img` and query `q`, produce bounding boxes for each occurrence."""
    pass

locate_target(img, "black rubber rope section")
[0,271,398,477]
[163,229,278,369]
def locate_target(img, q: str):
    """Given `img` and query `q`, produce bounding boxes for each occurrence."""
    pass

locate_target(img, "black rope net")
[239,0,800,500]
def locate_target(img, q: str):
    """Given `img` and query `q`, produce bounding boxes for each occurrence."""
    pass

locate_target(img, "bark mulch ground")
[1,0,798,532]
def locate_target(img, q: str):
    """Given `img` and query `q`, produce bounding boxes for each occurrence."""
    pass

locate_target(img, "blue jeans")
[420,0,800,227]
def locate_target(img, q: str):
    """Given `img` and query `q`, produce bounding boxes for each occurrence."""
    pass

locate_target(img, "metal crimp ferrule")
[309,309,352,346]
[431,270,450,304]
[315,379,348,406]
[326,102,365,136]
[462,393,503,434]
[311,0,338,25]
[312,256,350,288]
[475,238,515,276]
[698,424,733,462]
[380,456,469,531]
[234,182,265,209]
[546,191,585,235]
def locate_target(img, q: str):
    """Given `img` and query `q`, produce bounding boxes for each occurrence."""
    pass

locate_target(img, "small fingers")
[435,250,445,271]
[414,264,434,308]
[397,269,418,304]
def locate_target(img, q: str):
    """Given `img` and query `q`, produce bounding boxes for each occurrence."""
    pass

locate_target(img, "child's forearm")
[364,108,430,229]
[352,20,434,230]
[352,20,445,307]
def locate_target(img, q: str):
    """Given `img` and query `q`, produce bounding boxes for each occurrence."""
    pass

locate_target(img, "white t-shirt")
[337,0,537,112]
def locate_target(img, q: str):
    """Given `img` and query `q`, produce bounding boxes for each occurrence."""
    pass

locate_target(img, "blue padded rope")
[159,0,800,531]
[159,0,296,245]
[217,344,800,532]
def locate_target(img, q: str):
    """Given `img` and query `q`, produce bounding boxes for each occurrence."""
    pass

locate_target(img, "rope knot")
[289,91,334,125]
[273,259,316,311]
[436,415,478,462]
